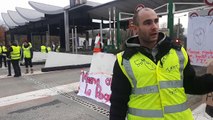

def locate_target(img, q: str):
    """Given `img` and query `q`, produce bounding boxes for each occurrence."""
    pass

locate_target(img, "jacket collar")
[122,32,172,61]
[125,32,166,48]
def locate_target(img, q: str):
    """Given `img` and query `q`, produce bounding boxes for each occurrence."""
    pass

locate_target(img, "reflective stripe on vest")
[123,59,137,88]
[176,50,185,81]
[11,46,21,60]
[118,48,191,119]
[129,107,163,118]
[128,101,187,117]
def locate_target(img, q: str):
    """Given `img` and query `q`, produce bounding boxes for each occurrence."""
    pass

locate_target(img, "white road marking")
[0,82,79,107]
[0,70,44,79]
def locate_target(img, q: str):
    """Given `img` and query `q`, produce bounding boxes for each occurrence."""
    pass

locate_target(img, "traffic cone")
[93,34,102,53]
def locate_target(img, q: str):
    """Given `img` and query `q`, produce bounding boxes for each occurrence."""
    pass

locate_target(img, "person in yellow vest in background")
[56,44,60,52]
[46,45,51,53]
[40,44,47,53]
[20,40,32,65]
[22,41,33,74]
[8,41,21,77]
[110,7,213,120]
[0,42,7,68]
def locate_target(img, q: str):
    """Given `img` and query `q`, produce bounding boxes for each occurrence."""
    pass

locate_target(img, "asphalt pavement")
[0,64,109,120]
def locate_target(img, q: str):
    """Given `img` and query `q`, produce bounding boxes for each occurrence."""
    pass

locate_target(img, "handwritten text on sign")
[187,16,213,66]
[187,49,213,66]
[77,71,112,105]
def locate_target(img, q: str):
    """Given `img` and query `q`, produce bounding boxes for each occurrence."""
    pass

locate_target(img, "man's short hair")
[132,8,154,26]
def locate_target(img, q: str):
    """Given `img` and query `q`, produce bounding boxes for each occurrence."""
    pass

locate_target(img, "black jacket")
[110,32,213,120]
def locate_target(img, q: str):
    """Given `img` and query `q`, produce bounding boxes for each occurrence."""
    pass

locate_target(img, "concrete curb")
[41,64,90,72]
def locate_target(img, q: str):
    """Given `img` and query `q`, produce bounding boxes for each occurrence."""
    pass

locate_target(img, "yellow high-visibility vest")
[11,46,21,60]
[40,45,46,53]
[117,47,194,120]
[47,47,51,52]
[2,46,7,52]
[23,46,31,58]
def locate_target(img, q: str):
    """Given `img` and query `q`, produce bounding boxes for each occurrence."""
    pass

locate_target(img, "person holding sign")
[110,7,213,120]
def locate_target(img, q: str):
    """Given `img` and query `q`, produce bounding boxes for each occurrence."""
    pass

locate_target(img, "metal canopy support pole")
[64,9,70,52]
[29,33,32,42]
[86,32,89,49]
[74,26,78,54]
[167,0,174,38]
[100,20,103,49]
[72,28,74,53]
[116,10,121,50]
[113,7,116,49]
[177,18,180,38]
[30,32,33,46]
[46,24,50,46]
[11,32,14,42]
[27,32,31,42]
[109,8,112,45]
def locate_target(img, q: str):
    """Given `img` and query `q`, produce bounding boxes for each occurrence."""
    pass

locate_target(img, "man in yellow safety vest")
[110,7,213,120]
[8,41,21,77]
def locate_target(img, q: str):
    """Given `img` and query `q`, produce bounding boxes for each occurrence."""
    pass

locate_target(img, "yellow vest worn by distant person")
[47,47,51,52]
[117,47,194,120]
[23,46,31,58]
[2,46,7,52]
[11,46,21,60]
[40,45,46,53]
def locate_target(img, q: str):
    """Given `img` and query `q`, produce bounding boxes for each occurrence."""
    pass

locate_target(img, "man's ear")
[133,25,139,35]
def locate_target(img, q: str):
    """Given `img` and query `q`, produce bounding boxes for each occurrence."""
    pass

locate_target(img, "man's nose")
[152,23,159,30]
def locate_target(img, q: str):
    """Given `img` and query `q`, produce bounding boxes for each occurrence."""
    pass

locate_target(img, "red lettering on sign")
[81,71,88,82]
[95,79,111,102]
[84,83,91,96]
[187,48,213,65]
[105,78,112,86]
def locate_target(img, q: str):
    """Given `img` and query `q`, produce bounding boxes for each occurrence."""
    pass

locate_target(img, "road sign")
[204,0,213,6]
[189,12,198,17]
[208,8,213,15]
